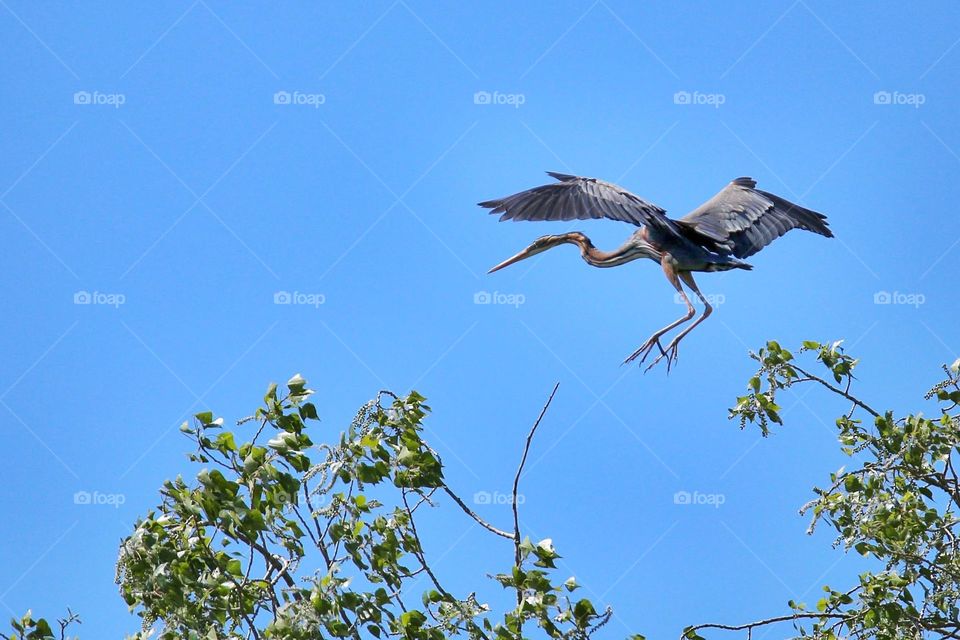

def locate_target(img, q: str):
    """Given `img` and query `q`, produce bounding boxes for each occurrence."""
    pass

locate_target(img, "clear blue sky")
[1,2,958,637]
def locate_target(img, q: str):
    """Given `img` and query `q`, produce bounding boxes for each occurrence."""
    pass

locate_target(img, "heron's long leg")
[645,271,713,372]
[622,261,696,366]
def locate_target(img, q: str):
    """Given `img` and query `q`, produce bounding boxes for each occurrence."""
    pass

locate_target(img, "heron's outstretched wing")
[678,177,833,258]
[479,172,671,229]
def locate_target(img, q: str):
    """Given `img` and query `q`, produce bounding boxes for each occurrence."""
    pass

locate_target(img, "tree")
[8,341,960,640]
[686,340,960,640]
[110,375,617,640]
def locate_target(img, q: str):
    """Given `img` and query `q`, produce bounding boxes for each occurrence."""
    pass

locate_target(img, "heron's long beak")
[488,241,549,273]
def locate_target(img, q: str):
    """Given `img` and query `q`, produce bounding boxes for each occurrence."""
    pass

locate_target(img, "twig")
[684,611,852,638]
[442,486,514,539]
[242,612,262,640]
[513,382,560,565]
[58,610,81,640]
[402,491,453,599]
[507,382,560,640]
[249,536,298,594]
[791,366,880,418]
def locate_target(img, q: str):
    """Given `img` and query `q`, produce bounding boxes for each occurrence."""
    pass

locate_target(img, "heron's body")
[540,228,752,272]
[480,173,832,371]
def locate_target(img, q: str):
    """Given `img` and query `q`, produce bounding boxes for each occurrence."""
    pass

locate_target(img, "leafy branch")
[1,610,80,640]
[112,375,626,640]
[700,340,960,639]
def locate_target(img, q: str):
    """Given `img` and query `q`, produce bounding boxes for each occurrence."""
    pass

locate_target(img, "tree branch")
[442,486,514,539]
[402,491,454,600]
[684,612,852,638]
[513,382,560,565]
[791,365,880,418]
[249,536,298,595]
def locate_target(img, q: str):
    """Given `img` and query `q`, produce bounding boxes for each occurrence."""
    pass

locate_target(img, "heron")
[479,173,833,371]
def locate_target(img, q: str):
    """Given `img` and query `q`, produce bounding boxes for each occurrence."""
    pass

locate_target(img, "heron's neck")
[567,234,661,268]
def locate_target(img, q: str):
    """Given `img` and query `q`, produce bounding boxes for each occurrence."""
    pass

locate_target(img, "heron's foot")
[622,335,667,367]
[643,340,681,373]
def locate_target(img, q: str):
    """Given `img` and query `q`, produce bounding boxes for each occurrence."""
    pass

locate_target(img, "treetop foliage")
[7,341,960,640]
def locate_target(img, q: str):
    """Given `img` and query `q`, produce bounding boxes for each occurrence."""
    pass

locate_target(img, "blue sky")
[1,1,958,637]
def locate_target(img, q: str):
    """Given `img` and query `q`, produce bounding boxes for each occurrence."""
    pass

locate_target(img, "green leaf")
[27,618,53,640]
[243,454,260,475]
[214,432,236,452]
[572,598,596,627]
[287,373,306,387]
[682,627,706,640]
[399,610,427,630]
[264,382,278,403]
[300,402,319,420]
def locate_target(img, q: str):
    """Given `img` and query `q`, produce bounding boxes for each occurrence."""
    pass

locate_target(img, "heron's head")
[488,233,588,273]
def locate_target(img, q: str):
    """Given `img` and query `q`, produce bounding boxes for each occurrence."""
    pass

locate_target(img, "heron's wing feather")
[678,177,833,258]
[478,172,670,229]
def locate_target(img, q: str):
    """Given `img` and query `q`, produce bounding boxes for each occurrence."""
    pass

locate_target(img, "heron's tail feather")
[706,260,752,272]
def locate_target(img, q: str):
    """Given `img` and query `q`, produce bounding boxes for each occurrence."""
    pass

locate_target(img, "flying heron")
[480,173,833,372]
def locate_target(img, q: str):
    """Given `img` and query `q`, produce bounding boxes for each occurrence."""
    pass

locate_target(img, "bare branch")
[442,486,514,539]
[684,612,852,638]
[514,382,560,565]
[402,491,454,600]
[58,610,81,640]
[791,365,880,418]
